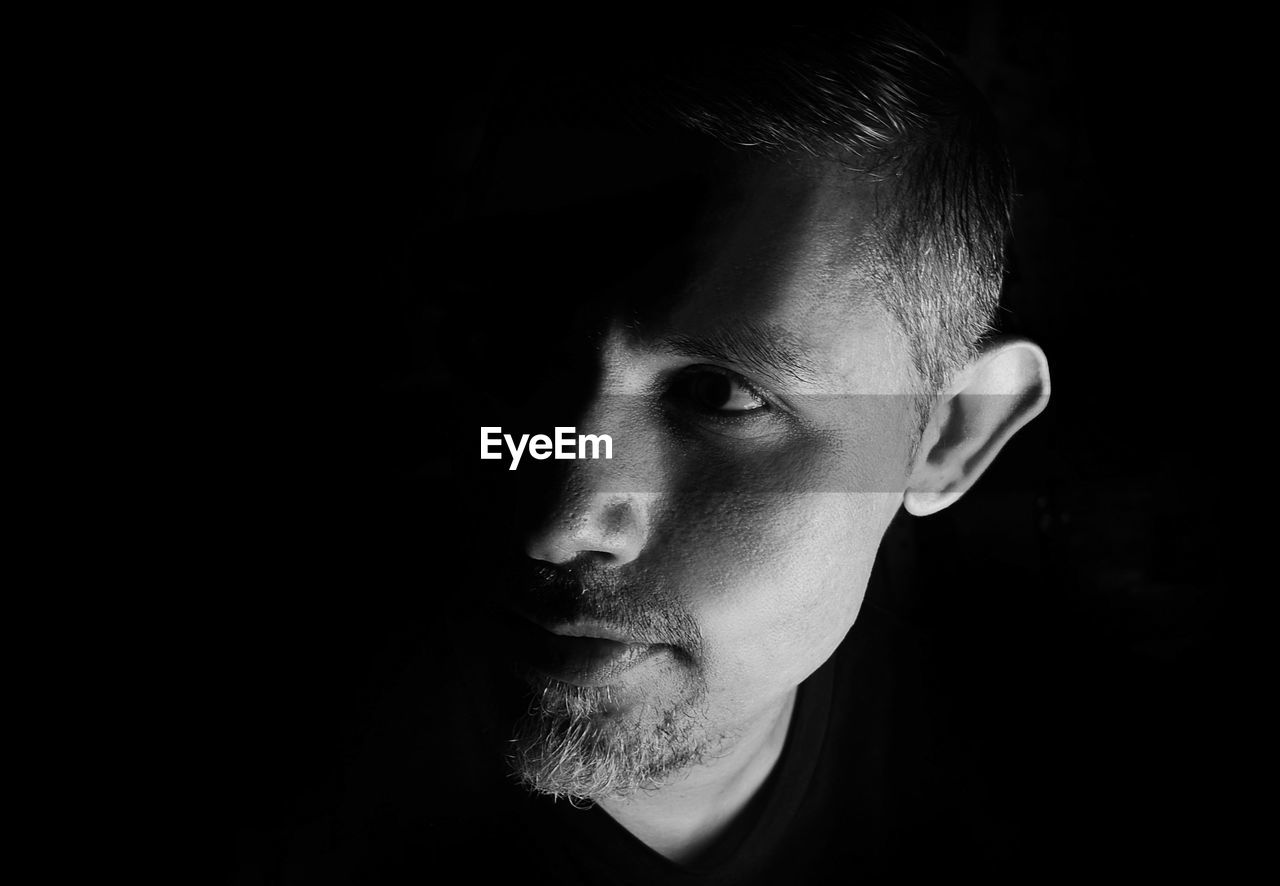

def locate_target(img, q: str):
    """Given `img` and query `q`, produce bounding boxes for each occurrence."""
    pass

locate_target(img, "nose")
[519,324,660,568]
[521,399,657,567]
[523,477,653,567]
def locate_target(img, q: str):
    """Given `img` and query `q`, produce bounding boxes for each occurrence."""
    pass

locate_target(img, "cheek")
[658,488,900,694]
[641,392,913,710]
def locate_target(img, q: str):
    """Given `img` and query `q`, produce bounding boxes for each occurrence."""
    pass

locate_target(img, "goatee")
[508,673,712,802]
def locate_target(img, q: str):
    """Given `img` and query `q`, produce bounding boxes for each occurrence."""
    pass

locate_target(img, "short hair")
[490,19,1012,430]
[665,24,1012,398]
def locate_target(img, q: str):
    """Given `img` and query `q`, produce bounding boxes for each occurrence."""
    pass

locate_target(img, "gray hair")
[493,20,1013,433]
[655,22,1014,415]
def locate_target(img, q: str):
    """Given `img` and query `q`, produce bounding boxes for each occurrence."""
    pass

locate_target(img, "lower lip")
[508,621,663,687]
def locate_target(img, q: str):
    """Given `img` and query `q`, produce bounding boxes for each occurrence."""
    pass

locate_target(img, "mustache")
[517,562,705,657]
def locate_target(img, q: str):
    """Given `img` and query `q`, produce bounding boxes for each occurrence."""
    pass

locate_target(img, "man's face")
[485,149,920,797]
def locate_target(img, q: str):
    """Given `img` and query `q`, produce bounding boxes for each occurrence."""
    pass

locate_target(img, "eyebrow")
[653,321,824,388]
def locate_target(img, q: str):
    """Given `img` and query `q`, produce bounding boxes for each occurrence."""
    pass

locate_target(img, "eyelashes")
[666,365,772,417]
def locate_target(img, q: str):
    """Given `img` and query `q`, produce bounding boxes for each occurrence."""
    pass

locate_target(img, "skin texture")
[501,154,1049,862]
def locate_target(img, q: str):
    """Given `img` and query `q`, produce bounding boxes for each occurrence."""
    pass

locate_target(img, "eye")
[672,367,769,414]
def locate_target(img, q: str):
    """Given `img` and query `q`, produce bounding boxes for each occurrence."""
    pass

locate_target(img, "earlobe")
[903,339,1050,517]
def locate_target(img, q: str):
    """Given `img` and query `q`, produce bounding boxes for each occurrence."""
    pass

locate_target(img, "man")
[272,18,1051,883]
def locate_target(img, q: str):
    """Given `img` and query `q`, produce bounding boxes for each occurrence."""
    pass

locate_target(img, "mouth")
[502,615,666,687]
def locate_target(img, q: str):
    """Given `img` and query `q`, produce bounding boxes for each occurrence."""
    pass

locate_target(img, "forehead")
[476,126,912,393]
[634,158,902,390]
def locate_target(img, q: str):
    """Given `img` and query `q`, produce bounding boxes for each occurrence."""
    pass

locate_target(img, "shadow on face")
[429,116,925,765]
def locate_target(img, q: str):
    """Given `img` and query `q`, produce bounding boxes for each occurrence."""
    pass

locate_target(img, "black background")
[198,7,1235,877]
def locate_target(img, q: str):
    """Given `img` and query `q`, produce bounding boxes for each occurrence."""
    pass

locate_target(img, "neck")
[597,688,798,865]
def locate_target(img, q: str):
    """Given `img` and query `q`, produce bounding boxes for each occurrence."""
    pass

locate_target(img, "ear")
[903,338,1050,517]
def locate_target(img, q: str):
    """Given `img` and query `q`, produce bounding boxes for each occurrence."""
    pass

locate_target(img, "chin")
[507,674,713,801]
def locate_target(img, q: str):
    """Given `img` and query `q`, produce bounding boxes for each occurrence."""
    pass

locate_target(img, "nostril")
[523,493,650,567]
